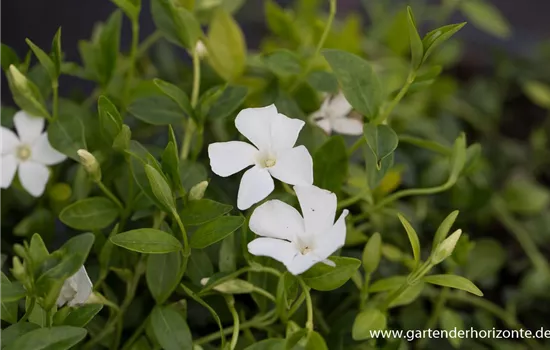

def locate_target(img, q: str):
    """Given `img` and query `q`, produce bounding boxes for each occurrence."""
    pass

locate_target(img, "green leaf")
[264,0,299,44]
[390,281,424,308]
[62,304,103,327]
[3,326,87,350]
[113,124,131,151]
[1,281,26,302]
[161,127,184,197]
[352,308,387,340]
[406,6,423,69]
[363,124,399,170]
[219,235,237,273]
[111,0,141,20]
[145,164,176,213]
[153,79,195,122]
[150,306,192,350]
[422,23,466,63]
[180,199,233,225]
[362,232,382,274]
[365,148,394,190]
[206,85,248,119]
[60,197,119,230]
[322,49,382,119]
[147,251,184,304]
[522,80,550,109]
[305,331,328,350]
[263,49,302,76]
[51,28,62,76]
[111,229,183,253]
[368,276,407,293]
[6,65,50,118]
[128,94,185,125]
[307,71,339,94]
[440,308,464,348]
[0,323,40,348]
[503,178,550,215]
[245,339,285,350]
[151,0,202,48]
[1,276,18,323]
[29,233,50,271]
[460,0,510,38]
[313,136,348,193]
[25,39,57,81]
[98,10,122,85]
[1,44,19,71]
[449,133,467,182]
[48,107,87,160]
[207,10,246,81]
[424,274,483,296]
[397,214,421,266]
[98,95,123,144]
[301,257,361,291]
[432,210,459,252]
[190,216,244,249]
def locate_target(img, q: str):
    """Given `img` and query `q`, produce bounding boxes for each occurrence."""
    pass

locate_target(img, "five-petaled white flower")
[247,185,349,275]
[208,104,313,210]
[1,111,66,197]
[56,266,93,307]
[310,92,363,135]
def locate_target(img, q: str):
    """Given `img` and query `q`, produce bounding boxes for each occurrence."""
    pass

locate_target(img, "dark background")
[2,0,550,103]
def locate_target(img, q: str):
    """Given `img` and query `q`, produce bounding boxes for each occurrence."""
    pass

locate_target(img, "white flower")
[310,92,363,135]
[247,185,349,275]
[208,104,313,210]
[1,111,66,197]
[195,40,208,58]
[57,266,93,307]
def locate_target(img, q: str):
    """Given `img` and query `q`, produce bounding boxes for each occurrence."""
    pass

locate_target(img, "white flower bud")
[432,229,462,264]
[8,65,28,91]
[77,149,101,182]
[201,278,255,294]
[195,40,207,59]
[189,181,208,200]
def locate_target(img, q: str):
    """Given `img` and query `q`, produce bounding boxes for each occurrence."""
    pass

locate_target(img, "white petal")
[1,154,18,189]
[14,111,45,144]
[235,105,278,151]
[326,92,353,118]
[315,118,332,134]
[287,253,322,275]
[313,209,349,260]
[68,266,93,306]
[269,146,313,186]
[294,185,337,235]
[249,200,305,241]
[208,141,258,177]
[1,127,20,154]
[269,112,305,152]
[31,133,67,165]
[18,161,50,197]
[237,166,274,210]
[332,118,363,135]
[248,238,299,267]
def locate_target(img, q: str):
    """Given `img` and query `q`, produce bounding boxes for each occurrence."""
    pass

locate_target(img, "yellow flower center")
[264,158,276,168]
[16,145,31,161]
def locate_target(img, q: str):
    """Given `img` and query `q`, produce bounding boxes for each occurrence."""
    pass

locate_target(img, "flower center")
[264,158,276,168]
[300,246,313,255]
[16,145,31,161]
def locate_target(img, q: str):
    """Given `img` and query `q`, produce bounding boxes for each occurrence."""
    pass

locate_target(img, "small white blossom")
[310,92,363,135]
[1,111,66,197]
[248,185,349,275]
[57,266,93,307]
[195,40,208,58]
[208,104,313,210]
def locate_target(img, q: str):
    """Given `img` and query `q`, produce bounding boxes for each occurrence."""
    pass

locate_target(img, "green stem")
[373,71,416,125]
[199,265,281,295]
[19,298,35,323]
[52,81,59,120]
[252,287,277,302]
[298,278,314,332]
[120,315,148,350]
[172,211,190,255]
[418,287,449,348]
[181,47,201,160]
[380,261,433,310]
[97,181,124,212]
[337,189,369,209]
[359,273,371,309]
[288,291,306,319]
[225,296,240,350]
[122,20,139,113]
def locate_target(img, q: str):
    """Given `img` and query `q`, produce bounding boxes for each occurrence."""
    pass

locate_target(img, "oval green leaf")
[301,257,361,291]
[4,326,87,350]
[424,274,483,296]
[189,216,244,249]
[180,199,233,226]
[60,197,119,231]
[111,229,182,254]
[150,306,192,350]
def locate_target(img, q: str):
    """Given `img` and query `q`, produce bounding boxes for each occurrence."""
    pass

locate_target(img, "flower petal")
[31,133,67,165]
[294,185,337,235]
[235,105,278,150]
[249,200,305,241]
[315,118,332,134]
[269,146,313,186]
[269,112,305,151]
[237,166,274,210]
[287,253,322,275]
[313,209,349,260]
[208,141,258,177]
[326,92,353,118]
[248,238,299,266]
[69,266,93,306]
[1,127,20,154]
[1,154,18,189]
[14,111,45,144]
[332,118,363,135]
[18,161,50,197]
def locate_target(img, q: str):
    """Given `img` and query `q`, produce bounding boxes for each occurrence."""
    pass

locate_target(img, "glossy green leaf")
[51,28,62,75]
[422,23,466,63]
[145,164,176,212]
[352,308,387,340]
[313,136,348,193]
[111,0,141,20]
[503,178,550,215]
[113,124,131,151]
[180,199,233,225]
[448,133,466,182]
[1,44,19,71]
[147,251,184,304]
[62,304,103,327]
[206,85,248,119]
[98,10,122,85]
[368,276,407,293]
[363,233,382,274]
[154,79,195,121]
[150,306,192,350]
[363,123,399,170]
[60,197,119,230]
[48,107,87,160]
[390,281,424,308]
[306,331,328,350]
[322,49,382,119]
[190,216,244,249]
[151,0,201,48]
[4,326,87,350]
[98,95,123,144]
[29,233,49,270]
[307,71,339,94]
[128,94,185,125]
[301,257,361,291]
[219,235,237,273]
[161,127,184,197]
[111,229,182,253]
[245,339,285,350]
[25,39,57,81]
[432,210,460,252]
[397,213,421,265]
[1,281,27,302]
[522,80,550,109]
[460,0,510,38]
[424,274,483,296]
[440,308,464,348]
[264,0,299,44]
[406,6,423,69]
[0,323,40,348]
[263,49,301,76]
[207,10,246,81]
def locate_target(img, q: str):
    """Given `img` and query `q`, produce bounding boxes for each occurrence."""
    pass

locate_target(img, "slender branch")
[373,71,416,125]
[225,296,240,350]
[19,297,35,323]
[298,278,314,332]
[52,81,59,121]
[172,210,190,255]
[97,181,124,212]
[181,46,201,160]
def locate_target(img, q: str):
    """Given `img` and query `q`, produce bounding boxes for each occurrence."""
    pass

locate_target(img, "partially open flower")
[1,111,66,197]
[77,149,101,182]
[247,185,349,275]
[56,266,93,307]
[208,105,313,210]
[310,92,363,135]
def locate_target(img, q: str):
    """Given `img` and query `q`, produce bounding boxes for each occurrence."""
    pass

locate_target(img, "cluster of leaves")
[2,0,550,349]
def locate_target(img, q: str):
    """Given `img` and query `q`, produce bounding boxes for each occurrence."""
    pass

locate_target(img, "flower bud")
[189,181,208,200]
[431,229,462,264]
[11,256,26,282]
[201,278,255,294]
[195,40,207,59]
[77,149,101,182]
[8,65,28,91]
